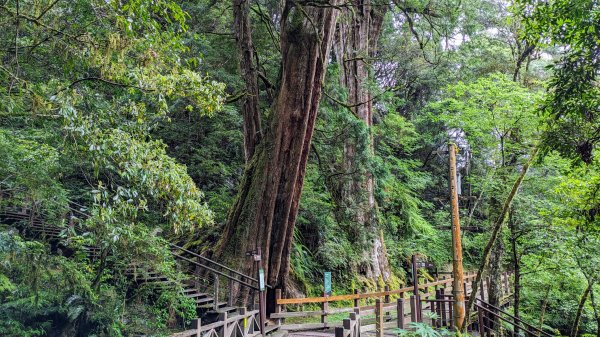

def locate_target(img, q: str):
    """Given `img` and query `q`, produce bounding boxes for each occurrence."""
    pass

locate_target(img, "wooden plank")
[169,329,197,337]
[279,322,333,331]
[360,324,377,332]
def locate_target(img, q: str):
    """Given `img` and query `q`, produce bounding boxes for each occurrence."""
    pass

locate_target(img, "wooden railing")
[271,272,514,333]
[170,308,264,337]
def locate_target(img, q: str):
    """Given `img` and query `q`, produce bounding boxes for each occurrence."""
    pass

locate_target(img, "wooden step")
[215,306,237,314]
[195,297,215,305]
[185,292,209,299]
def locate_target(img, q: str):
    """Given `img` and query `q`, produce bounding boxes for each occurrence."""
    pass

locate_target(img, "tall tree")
[332,0,391,281]
[216,0,341,310]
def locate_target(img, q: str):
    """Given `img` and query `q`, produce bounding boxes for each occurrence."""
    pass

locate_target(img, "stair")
[1,206,277,336]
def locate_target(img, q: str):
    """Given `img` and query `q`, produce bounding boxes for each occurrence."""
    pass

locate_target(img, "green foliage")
[0,0,224,335]
[518,0,600,163]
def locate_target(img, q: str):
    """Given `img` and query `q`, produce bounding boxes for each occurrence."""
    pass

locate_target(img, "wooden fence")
[272,272,513,334]
[170,308,264,337]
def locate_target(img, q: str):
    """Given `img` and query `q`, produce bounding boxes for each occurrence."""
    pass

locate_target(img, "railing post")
[412,254,420,322]
[484,302,492,337]
[274,289,282,326]
[322,291,329,325]
[416,293,422,322]
[218,312,228,337]
[430,298,437,327]
[375,298,384,337]
[410,295,417,323]
[478,306,485,337]
[350,312,360,337]
[238,307,247,337]
[354,288,359,308]
[253,248,265,337]
[435,290,442,327]
[192,318,201,337]
[440,290,447,327]
[343,317,351,337]
[214,272,220,311]
[228,278,235,307]
[397,298,405,329]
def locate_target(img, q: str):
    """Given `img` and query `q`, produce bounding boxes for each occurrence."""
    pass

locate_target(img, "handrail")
[172,253,260,290]
[277,272,479,305]
[170,243,273,290]
[475,301,554,337]
[170,243,258,283]
[475,298,552,336]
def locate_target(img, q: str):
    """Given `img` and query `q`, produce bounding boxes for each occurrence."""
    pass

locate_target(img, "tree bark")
[590,286,600,337]
[332,0,390,282]
[216,0,341,313]
[538,286,551,337]
[509,214,522,337]
[571,280,594,337]
[232,0,262,162]
[487,234,505,330]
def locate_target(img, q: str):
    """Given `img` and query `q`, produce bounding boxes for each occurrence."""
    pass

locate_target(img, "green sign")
[324,272,332,296]
[259,268,265,291]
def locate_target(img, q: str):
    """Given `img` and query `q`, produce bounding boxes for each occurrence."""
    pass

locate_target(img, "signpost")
[448,143,466,330]
[249,248,266,337]
[324,272,332,296]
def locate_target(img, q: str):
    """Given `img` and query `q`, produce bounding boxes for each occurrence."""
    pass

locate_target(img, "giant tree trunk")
[216,0,341,313]
[332,0,390,282]
[232,0,261,162]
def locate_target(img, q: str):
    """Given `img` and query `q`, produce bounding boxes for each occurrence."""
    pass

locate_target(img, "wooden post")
[354,288,359,308]
[430,299,437,327]
[375,299,384,337]
[228,278,235,307]
[218,312,228,337]
[335,327,344,337]
[440,290,447,327]
[478,306,485,337]
[448,143,466,330]
[397,298,405,329]
[412,254,419,297]
[254,248,265,337]
[322,292,329,324]
[412,255,422,322]
[435,290,442,327]
[214,272,220,311]
[410,295,417,323]
[274,289,282,326]
[192,318,201,337]
[350,312,360,337]
[238,307,247,336]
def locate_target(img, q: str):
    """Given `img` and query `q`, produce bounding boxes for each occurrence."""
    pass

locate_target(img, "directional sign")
[324,272,332,296]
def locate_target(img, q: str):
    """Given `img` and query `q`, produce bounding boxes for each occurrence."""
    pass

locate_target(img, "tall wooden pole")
[448,143,466,330]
